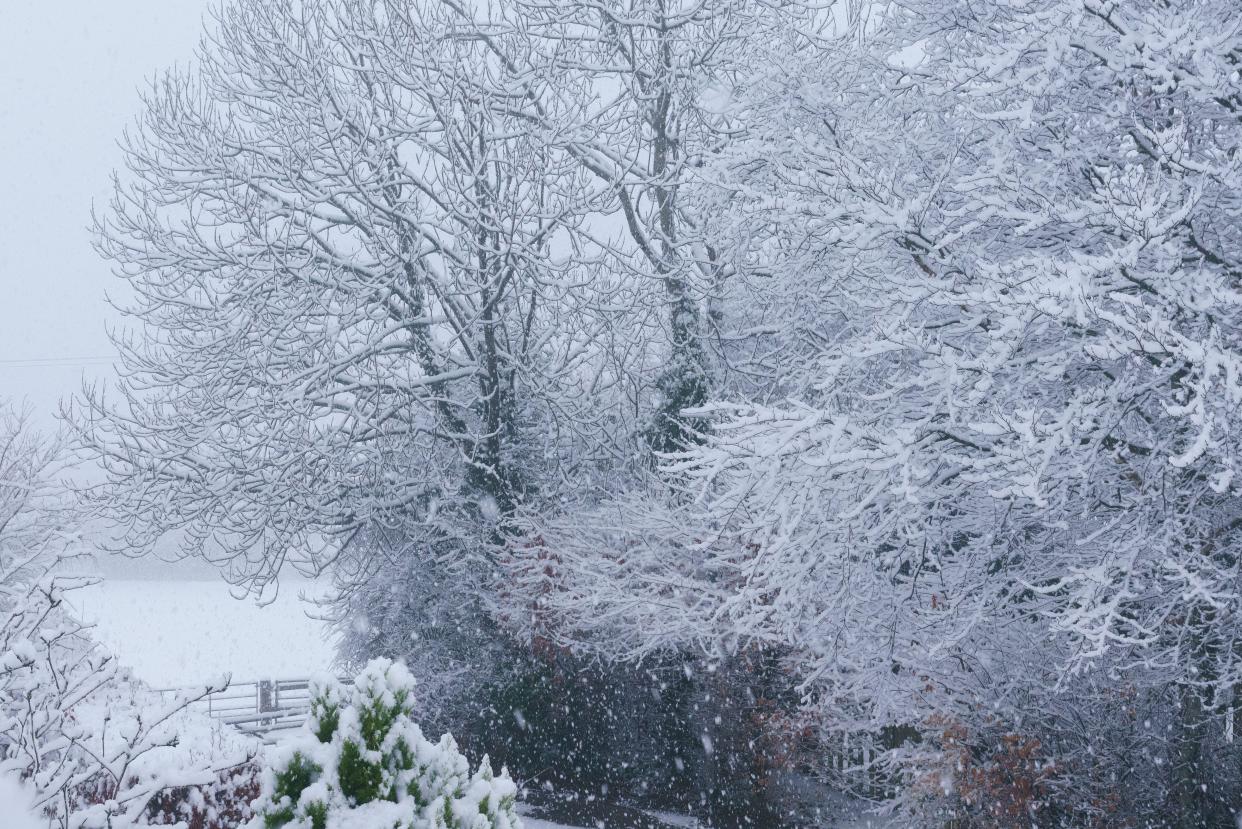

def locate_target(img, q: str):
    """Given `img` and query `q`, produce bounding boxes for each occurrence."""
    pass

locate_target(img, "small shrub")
[251,658,521,829]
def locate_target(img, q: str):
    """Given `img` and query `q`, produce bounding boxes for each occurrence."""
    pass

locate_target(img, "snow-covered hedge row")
[253,658,520,829]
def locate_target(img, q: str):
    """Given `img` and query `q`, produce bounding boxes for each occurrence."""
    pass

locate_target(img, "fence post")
[259,680,275,725]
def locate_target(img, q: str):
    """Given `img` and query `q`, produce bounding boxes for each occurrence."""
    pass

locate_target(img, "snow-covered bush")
[0,404,253,828]
[253,658,520,829]
[0,573,257,828]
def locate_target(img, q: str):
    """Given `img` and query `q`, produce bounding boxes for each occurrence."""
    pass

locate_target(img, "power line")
[0,355,120,368]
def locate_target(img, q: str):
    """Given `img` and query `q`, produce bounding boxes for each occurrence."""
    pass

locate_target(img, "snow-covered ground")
[519,818,591,829]
[66,578,336,687]
[0,773,43,829]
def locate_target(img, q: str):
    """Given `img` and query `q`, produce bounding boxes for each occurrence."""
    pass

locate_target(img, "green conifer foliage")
[252,659,521,829]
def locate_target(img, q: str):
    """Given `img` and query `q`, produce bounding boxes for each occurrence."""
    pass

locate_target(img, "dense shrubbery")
[462,649,796,827]
[253,659,520,829]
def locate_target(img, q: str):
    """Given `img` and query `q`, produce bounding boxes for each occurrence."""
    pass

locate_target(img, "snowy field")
[67,578,336,688]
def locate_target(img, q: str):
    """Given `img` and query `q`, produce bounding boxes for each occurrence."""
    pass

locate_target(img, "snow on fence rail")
[154,677,350,741]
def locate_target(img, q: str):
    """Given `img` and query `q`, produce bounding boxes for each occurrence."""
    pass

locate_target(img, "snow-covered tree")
[75,0,811,582]
[0,407,75,593]
[75,0,644,590]
[503,0,758,454]
[520,0,1242,822]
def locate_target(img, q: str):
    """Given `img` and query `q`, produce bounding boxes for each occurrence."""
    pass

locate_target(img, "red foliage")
[919,715,1059,828]
[143,762,261,829]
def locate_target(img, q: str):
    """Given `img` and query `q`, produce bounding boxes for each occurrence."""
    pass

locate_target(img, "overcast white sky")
[0,1,209,432]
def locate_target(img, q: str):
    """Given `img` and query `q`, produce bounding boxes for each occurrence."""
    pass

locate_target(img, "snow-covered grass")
[66,578,336,687]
